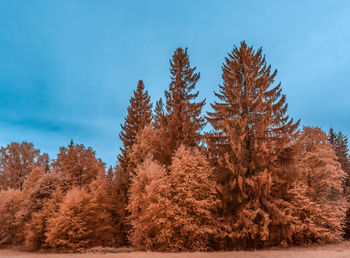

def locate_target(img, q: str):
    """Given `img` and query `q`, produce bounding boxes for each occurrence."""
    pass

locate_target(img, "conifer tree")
[115,80,152,245]
[160,48,205,164]
[206,42,299,249]
[118,80,152,171]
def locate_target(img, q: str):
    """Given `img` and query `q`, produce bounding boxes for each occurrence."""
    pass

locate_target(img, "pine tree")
[118,80,152,171]
[206,42,299,249]
[160,48,205,164]
[115,80,152,245]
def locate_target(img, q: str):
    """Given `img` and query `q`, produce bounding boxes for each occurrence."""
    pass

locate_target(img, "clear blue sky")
[0,0,349,166]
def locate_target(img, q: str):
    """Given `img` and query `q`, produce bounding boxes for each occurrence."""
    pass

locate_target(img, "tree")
[0,142,49,191]
[159,48,206,165]
[22,167,45,194]
[128,146,221,251]
[291,127,347,243]
[52,140,104,188]
[127,157,171,251]
[23,171,68,250]
[328,129,350,237]
[166,146,221,251]
[206,42,299,249]
[118,80,153,172]
[115,80,153,244]
[0,189,24,246]
[23,142,105,250]
[45,175,117,251]
[128,125,170,171]
[330,130,350,189]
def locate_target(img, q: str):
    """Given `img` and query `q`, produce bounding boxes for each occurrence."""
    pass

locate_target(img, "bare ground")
[1,242,350,258]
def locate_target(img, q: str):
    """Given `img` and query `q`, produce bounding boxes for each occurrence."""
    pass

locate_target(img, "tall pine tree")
[206,42,299,249]
[115,80,152,245]
[158,48,205,165]
[117,79,152,187]
[118,80,153,170]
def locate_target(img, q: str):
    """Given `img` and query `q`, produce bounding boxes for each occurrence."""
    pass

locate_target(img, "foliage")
[128,146,220,251]
[52,140,104,188]
[0,44,349,252]
[158,48,205,165]
[206,42,299,249]
[0,189,24,246]
[0,142,49,191]
[291,127,347,243]
[116,80,153,245]
[127,157,171,250]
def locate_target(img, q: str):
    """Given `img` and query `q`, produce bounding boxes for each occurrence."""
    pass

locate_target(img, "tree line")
[0,42,349,252]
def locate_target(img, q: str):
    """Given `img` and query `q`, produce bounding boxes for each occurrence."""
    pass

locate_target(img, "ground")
[1,242,350,258]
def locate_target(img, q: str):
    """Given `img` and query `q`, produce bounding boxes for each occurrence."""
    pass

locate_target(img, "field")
[1,242,350,258]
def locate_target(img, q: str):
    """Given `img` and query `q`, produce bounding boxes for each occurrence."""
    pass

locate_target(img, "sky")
[0,0,349,166]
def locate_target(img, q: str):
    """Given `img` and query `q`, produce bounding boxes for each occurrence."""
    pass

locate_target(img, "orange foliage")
[0,189,24,245]
[291,127,347,243]
[128,146,220,251]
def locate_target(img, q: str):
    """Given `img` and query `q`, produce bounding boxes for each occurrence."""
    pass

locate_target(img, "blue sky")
[0,0,349,166]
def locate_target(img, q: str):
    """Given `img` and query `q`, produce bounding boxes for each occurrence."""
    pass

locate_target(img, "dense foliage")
[0,43,348,252]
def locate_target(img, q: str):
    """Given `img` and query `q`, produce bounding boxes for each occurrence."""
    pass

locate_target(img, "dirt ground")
[1,241,350,258]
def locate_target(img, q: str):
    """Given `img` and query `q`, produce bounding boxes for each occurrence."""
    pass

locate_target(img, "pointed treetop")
[118,79,153,168]
[161,47,205,155]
